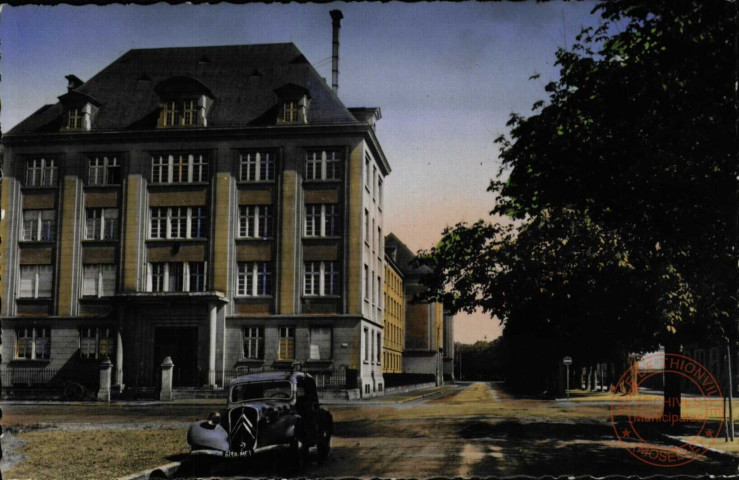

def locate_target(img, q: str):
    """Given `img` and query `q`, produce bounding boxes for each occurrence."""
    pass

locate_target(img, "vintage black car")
[186,370,333,471]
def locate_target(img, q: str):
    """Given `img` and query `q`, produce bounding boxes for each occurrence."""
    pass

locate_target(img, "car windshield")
[231,380,293,403]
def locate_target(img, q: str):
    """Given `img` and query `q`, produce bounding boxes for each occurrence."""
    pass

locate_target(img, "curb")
[117,461,181,480]
[663,434,739,463]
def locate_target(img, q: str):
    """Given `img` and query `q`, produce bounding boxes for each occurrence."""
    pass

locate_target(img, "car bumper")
[190,443,288,459]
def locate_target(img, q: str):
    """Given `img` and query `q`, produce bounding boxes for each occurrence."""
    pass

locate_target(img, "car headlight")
[205,411,221,429]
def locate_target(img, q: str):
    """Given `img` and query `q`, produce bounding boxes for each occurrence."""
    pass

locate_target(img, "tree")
[417,1,736,411]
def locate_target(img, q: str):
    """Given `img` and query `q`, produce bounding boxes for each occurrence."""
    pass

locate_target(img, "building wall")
[0,131,388,396]
[382,260,403,373]
[356,143,385,395]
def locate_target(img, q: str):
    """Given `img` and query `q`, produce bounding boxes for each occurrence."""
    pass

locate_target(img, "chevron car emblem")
[231,412,255,439]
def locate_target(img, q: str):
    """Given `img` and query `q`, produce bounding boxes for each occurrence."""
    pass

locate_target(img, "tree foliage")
[417,1,736,392]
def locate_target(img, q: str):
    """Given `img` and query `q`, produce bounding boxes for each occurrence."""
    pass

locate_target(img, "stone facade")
[0,43,390,398]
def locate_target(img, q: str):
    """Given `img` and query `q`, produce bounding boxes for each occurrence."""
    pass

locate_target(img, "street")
[3,382,738,479]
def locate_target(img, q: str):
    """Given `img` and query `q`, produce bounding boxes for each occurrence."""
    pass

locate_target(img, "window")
[67,108,83,130]
[364,264,370,299]
[163,101,179,126]
[304,204,340,237]
[243,327,264,359]
[87,156,121,185]
[168,263,184,292]
[238,206,272,238]
[239,151,275,182]
[149,207,208,239]
[364,210,370,243]
[378,178,383,207]
[364,328,369,362]
[151,263,165,292]
[372,219,375,251]
[377,276,382,309]
[365,155,371,188]
[22,210,55,241]
[161,99,200,127]
[169,207,188,239]
[237,262,272,296]
[189,262,206,292]
[147,262,206,292]
[309,327,332,360]
[85,208,118,240]
[25,158,57,187]
[303,261,339,296]
[191,207,208,239]
[373,166,377,201]
[15,327,50,360]
[278,327,295,360]
[150,154,208,183]
[80,327,114,359]
[19,265,53,298]
[182,99,197,126]
[305,150,341,181]
[282,101,299,123]
[377,331,382,363]
[82,265,116,297]
[378,227,382,255]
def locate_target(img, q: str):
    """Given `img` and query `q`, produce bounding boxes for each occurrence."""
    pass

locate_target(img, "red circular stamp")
[610,353,724,467]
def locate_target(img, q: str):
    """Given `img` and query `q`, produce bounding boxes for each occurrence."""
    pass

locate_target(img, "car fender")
[187,421,230,452]
[276,414,303,441]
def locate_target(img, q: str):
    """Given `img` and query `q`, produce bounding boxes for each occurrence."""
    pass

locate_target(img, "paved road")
[174,382,739,478]
[4,382,738,478]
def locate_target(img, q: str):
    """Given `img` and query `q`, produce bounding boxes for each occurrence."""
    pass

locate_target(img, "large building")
[385,233,444,385]
[1,19,390,397]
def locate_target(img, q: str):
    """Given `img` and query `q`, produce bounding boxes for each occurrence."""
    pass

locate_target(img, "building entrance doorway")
[153,327,198,387]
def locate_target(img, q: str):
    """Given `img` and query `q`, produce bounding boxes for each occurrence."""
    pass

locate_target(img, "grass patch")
[566,391,663,402]
[5,428,188,480]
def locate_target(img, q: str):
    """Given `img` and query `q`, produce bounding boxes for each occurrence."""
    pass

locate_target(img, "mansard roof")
[7,43,359,135]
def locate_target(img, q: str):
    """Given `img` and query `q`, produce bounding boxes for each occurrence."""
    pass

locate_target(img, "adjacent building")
[382,250,404,373]
[0,29,391,396]
[384,233,444,385]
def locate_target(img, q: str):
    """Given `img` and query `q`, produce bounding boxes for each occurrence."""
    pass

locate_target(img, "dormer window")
[282,101,299,123]
[154,76,213,129]
[63,103,94,131]
[161,99,201,127]
[58,80,99,132]
[274,83,311,125]
[67,108,83,129]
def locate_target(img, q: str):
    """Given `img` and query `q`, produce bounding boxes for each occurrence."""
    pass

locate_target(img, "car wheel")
[317,429,331,463]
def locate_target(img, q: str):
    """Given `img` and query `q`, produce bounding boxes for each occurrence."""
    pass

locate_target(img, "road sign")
[563,356,573,366]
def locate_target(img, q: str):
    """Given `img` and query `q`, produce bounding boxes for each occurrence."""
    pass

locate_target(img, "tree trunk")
[663,341,682,420]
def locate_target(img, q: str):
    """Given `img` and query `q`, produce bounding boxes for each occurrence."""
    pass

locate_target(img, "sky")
[0,2,604,344]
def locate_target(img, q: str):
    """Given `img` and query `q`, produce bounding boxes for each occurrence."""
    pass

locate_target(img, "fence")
[0,365,99,398]
[177,365,351,391]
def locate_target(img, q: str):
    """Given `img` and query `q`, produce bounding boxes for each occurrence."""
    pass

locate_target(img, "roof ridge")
[127,42,298,52]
